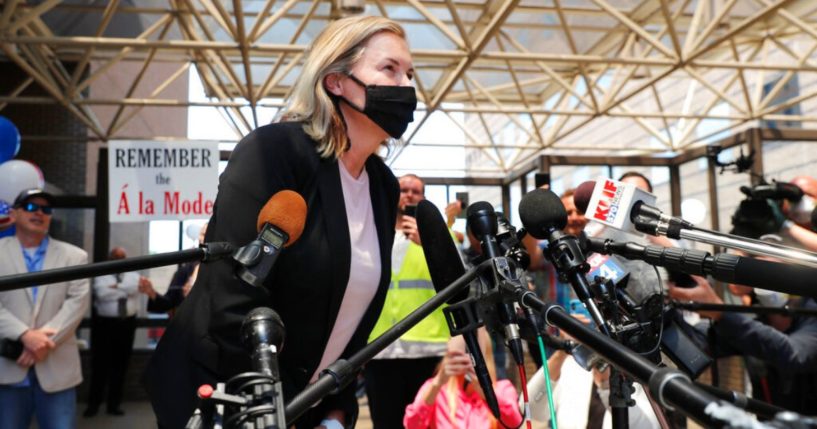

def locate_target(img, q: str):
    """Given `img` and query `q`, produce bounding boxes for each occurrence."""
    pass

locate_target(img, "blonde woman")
[146,15,416,429]
[404,330,523,429]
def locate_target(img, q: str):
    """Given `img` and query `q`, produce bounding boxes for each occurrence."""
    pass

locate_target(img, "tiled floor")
[68,396,699,429]
[72,398,374,428]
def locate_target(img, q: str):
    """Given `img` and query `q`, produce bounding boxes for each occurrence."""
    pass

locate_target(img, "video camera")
[731,179,805,239]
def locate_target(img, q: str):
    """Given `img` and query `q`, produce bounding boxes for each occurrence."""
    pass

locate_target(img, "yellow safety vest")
[368,241,450,344]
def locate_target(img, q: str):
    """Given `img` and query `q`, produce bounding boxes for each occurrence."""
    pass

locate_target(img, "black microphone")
[467,202,501,258]
[417,200,469,304]
[584,236,817,298]
[240,307,288,429]
[416,200,501,419]
[234,191,307,287]
[519,188,612,336]
[241,307,286,377]
[466,202,526,368]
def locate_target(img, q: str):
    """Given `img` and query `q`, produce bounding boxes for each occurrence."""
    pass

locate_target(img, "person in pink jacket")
[404,329,523,429]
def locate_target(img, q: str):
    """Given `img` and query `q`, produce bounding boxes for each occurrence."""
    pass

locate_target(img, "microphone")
[465,202,526,368]
[240,307,288,429]
[416,200,501,419]
[467,202,501,258]
[241,307,286,377]
[416,200,469,304]
[586,250,631,289]
[234,190,307,287]
[582,239,715,375]
[519,188,611,335]
[584,236,817,298]
[574,179,693,234]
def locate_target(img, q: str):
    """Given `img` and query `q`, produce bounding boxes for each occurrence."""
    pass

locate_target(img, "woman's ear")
[324,73,344,97]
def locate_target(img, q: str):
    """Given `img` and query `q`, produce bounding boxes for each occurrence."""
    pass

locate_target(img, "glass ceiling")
[2,0,817,177]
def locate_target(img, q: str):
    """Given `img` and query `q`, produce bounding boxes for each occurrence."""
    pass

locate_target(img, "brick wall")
[0,61,88,248]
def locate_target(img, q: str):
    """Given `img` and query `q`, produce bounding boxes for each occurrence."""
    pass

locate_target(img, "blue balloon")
[0,116,21,163]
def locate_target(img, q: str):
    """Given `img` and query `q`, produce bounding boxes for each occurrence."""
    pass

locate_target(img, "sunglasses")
[18,202,53,215]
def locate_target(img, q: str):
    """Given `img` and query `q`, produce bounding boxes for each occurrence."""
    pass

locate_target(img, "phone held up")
[404,204,417,218]
[455,192,469,219]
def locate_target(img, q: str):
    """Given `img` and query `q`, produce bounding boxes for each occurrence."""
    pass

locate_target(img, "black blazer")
[145,122,399,428]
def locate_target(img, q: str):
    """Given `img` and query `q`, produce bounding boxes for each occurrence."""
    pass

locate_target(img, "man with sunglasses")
[0,188,90,429]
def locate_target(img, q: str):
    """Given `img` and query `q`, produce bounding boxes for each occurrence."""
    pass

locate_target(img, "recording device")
[610,289,712,378]
[242,308,287,428]
[585,254,713,377]
[521,189,712,377]
[234,191,307,287]
[467,202,501,258]
[707,143,756,175]
[403,204,417,218]
[583,236,817,299]
[518,188,611,335]
[187,308,288,429]
[575,178,693,236]
[241,307,285,377]
[731,180,806,239]
[585,251,630,288]
[739,181,804,201]
[466,203,526,366]
[534,172,550,189]
[495,213,530,270]
[455,192,469,219]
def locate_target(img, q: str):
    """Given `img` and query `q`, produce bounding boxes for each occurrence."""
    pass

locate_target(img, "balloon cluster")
[0,200,10,228]
[0,115,46,233]
[0,115,20,164]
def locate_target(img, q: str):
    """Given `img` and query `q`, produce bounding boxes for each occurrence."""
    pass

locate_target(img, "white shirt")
[311,162,381,382]
[525,356,660,429]
[92,272,141,317]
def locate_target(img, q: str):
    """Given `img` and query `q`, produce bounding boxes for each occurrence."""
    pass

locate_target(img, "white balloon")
[185,223,204,241]
[0,160,45,203]
[681,198,708,226]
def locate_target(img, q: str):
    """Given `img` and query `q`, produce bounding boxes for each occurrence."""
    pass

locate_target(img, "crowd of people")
[1,14,816,429]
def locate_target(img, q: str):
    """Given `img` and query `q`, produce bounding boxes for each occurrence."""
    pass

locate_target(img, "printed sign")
[108,140,219,222]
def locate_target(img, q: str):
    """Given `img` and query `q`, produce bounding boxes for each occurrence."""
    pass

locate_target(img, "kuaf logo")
[593,179,623,222]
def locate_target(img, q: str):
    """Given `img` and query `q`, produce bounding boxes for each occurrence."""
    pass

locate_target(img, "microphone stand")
[635,218,817,268]
[284,260,486,425]
[288,255,810,429]
[693,381,787,420]
[0,242,236,292]
[544,230,612,336]
[671,301,817,317]
[506,285,813,428]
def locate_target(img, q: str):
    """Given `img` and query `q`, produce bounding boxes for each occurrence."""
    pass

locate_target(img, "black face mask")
[340,73,417,139]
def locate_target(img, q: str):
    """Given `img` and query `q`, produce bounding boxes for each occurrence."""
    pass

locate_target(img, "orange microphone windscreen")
[256,190,307,247]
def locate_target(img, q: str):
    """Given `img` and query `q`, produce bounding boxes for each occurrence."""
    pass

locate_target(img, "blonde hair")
[280,15,407,159]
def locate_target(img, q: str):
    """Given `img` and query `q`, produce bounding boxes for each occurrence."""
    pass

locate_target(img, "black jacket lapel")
[317,160,351,339]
